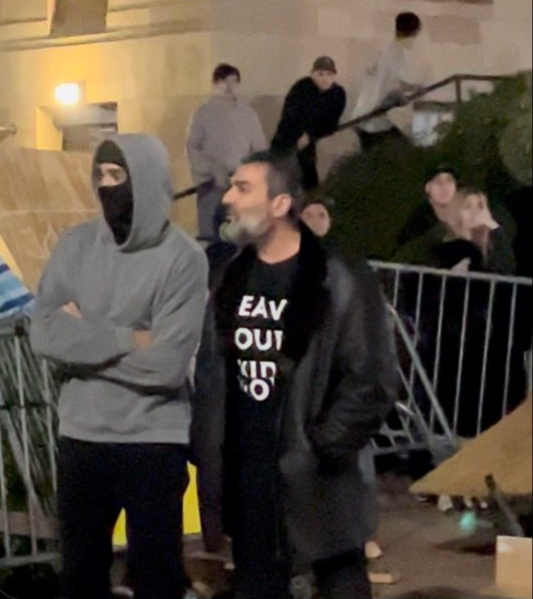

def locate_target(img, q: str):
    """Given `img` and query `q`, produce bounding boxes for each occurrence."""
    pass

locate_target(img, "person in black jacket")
[272,57,347,191]
[192,150,397,599]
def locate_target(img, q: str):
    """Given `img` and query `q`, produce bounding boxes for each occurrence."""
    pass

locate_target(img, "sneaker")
[365,540,384,561]
[438,495,454,513]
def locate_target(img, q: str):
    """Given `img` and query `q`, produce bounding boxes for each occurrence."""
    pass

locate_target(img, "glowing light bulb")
[55,83,82,107]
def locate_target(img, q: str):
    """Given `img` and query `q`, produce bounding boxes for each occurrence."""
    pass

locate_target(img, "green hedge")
[324,73,532,262]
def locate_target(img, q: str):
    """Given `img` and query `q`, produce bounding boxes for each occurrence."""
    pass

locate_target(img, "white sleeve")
[353,51,391,119]
[399,50,417,86]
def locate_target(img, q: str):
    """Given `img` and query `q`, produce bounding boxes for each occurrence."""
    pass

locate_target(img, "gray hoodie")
[186,96,267,186]
[31,134,209,445]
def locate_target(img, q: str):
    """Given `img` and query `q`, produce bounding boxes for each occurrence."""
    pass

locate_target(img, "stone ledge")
[414,0,493,4]
[0,19,204,52]
[0,19,49,42]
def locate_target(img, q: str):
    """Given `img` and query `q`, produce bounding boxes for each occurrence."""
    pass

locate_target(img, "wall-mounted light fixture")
[54,83,83,107]
[0,125,17,136]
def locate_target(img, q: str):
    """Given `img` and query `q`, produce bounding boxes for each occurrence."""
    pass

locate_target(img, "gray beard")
[219,218,270,246]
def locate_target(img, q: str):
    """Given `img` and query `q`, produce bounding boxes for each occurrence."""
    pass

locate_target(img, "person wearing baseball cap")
[396,178,515,275]
[313,56,338,75]
[272,56,347,191]
[397,164,513,269]
[397,165,460,249]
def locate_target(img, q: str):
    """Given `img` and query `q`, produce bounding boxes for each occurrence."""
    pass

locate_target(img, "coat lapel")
[283,227,330,362]
[214,226,331,364]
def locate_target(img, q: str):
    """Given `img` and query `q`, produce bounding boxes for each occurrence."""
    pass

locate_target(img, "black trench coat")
[192,228,398,570]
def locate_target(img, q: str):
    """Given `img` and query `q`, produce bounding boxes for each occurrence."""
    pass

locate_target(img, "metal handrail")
[336,73,504,133]
[173,72,506,202]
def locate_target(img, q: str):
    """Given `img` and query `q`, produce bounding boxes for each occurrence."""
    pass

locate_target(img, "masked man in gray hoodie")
[31,134,209,599]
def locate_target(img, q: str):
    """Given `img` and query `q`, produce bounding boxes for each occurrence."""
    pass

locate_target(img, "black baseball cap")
[425,165,459,185]
[312,56,337,74]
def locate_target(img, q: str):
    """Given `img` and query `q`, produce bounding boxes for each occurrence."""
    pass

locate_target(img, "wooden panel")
[0,140,97,290]
[412,398,533,498]
[487,537,533,599]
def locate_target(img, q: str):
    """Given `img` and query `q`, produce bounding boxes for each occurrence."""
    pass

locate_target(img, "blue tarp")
[0,258,34,321]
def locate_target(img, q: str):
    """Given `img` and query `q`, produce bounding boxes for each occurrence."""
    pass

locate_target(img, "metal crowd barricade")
[371,262,533,450]
[370,303,458,464]
[0,324,60,570]
[0,262,531,571]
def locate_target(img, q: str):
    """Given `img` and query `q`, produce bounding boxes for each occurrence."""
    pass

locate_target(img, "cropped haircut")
[241,150,304,221]
[396,12,422,39]
[213,63,241,83]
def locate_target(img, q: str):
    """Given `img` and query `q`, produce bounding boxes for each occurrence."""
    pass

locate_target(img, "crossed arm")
[31,235,209,391]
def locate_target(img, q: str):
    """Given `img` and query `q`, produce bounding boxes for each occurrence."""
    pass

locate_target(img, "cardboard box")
[486,537,533,599]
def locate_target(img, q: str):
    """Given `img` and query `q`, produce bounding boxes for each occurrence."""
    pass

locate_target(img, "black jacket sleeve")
[310,262,398,460]
[308,86,347,140]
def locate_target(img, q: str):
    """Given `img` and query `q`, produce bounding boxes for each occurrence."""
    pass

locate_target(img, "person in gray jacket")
[31,134,208,599]
[187,64,267,242]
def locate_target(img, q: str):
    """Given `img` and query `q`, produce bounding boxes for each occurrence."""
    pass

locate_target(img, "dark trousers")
[197,182,226,242]
[58,438,190,599]
[232,459,372,599]
[298,143,320,191]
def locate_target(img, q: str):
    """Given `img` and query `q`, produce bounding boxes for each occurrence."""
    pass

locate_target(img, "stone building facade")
[0,0,531,233]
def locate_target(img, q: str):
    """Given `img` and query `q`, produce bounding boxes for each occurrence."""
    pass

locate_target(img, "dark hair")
[396,12,422,38]
[303,192,335,211]
[241,150,304,220]
[213,63,241,84]
[425,165,459,185]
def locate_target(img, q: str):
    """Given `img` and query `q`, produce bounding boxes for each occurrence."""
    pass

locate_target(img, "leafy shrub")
[324,73,532,262]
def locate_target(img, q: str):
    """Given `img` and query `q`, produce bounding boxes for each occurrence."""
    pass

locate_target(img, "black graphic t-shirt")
[232,254,298,460]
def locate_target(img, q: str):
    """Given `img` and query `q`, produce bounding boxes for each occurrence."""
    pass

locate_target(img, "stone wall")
[0,0,531,238]
[0,0,47,24]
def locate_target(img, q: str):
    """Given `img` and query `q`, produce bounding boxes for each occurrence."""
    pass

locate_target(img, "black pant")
[58,438,190,599]
[232,459,372,599]
[298,143,320,191]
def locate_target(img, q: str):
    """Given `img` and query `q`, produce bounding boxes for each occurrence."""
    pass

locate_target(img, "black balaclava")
[95,141,134,246]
